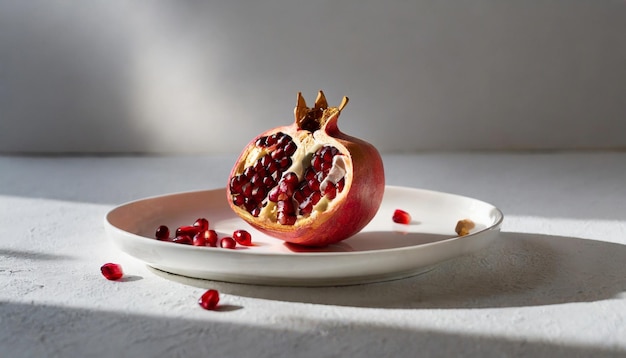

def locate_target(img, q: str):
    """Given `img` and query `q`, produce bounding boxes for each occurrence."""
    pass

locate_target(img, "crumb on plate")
[455,219,475,236]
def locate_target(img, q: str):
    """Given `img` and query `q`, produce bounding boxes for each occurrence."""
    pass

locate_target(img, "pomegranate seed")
[255,136,267,147]
[321,146,335,162]
[192,233,206,246]
[262,176,276,187]
[271,148,285,160]
[323,182,337,199]
[300,182,313,197]
[251,207,261,217]
[266,160,279,174]
[293,190,305,204]
[337,178,345,192]
[243,198,257,212]
[233,194,245,206]
[220,237,237,249]
[253,159,264,173]
[229,176,244,194]
[268,186,281,202]
[204,229,219,247]
[309,191,322,205]
[277,134,291,146]
[283,172,298,186]
[249,173,262,187]
[251,186,266,202]
[320,161,332,174]
[278,156,291,170]
[260,154,272,167]
[100,263,123,280]
[266,133,279,146]
[278,212,297,225]
[243,166,255,179]
[155,225,170,241]
[392,209,412,224]
[173,235,193,245]
[176,225,200,237]
[198,289,220,310]
[307,178,320,191]
[277,186,292,200]
[233,229,252,246]
[242,183,253,197]
[255,166,267,177]
[304,167,316,181]
[299,199,313,215]
[193,218,209,231]
[311,155,323,172]
[271,170,283,181]
[283,141,297,156]
[277,199,295,214]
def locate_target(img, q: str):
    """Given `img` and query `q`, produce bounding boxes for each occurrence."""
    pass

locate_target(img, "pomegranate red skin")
[226,93,385,247]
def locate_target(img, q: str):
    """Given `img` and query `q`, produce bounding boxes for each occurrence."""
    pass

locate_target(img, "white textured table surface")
[1,152,625,357]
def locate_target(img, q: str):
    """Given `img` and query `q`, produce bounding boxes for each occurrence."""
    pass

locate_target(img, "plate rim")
[104,185,504,257]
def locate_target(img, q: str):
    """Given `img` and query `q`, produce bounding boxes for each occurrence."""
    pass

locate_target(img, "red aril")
[227,91,385,246]
[155,225,170,241]
[173,235,193,245]
[176,225,200,238]
[232,229,252,246]
[100,263,123,280]
[392,209,411,224]
[198,289,220,310]
[193,218,209,231]
[192,232,206,246]
[203,229,219,247]
[220,237,236,249]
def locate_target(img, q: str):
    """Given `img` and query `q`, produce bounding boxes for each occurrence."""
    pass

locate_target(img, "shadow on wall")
[1,1,625,154]
[151,232,626,309]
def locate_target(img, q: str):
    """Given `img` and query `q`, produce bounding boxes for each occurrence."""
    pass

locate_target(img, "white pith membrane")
[232,130,351,225]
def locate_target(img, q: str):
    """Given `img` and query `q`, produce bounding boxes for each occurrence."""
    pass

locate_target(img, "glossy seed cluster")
[155,217,253,249]
[229,132,345,225]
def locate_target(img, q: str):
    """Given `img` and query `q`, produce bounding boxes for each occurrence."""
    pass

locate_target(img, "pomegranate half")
[226,91,385,246]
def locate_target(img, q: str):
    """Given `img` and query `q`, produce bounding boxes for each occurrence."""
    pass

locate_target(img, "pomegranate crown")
[295,91,349,132]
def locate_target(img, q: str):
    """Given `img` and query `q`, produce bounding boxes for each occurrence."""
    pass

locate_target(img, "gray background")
[1,0,624,154]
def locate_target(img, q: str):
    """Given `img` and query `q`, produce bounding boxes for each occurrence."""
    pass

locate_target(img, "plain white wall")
[1,0,624,154]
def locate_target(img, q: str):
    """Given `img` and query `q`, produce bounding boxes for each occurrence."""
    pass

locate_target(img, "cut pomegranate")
[100,263,123,280]
[232,229,252,246]
[220,237,236,249]
[155,225,170,241]
[198,289,220,310]
[392,209,411,224]
[227,91,385,246]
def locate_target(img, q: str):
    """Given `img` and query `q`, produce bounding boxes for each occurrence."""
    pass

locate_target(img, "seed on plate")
[173,235,193,245]
[155,225,170,241]
[220,237,236,249]
[203,229,219,247]
[232,229,252,246]
[192,232,206,246]
[176,225,201,238]
[392,209,411,224]
[193,218,209,231]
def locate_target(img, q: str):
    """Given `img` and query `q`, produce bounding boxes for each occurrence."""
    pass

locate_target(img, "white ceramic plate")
[104,186,503,286]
